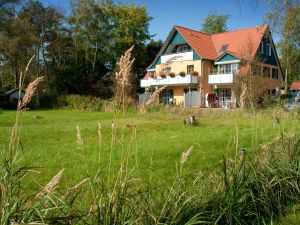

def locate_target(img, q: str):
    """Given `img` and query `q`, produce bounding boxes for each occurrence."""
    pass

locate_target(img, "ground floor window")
[183,88,197,94]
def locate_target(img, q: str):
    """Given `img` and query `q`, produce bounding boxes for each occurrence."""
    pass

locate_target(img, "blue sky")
[41,0,272,41]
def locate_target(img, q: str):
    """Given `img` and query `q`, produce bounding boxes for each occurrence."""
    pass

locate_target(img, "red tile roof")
[175,25,268,61]
[175,26,218,60]
[290,81,300,90]
[211,25,268,60]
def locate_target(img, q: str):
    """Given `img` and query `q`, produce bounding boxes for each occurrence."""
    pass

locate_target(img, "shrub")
[192,71,199,76]
[169,72,176,77]
[179,71,186,76]
[57,94,103,111]
[262,94,279,108]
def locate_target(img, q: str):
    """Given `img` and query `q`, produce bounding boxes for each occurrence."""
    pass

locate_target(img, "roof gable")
[216,52,238,63]
[175,26,217,60]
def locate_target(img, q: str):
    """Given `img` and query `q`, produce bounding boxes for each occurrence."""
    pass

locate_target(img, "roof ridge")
[212,24,268,36]
[175,25,210,36]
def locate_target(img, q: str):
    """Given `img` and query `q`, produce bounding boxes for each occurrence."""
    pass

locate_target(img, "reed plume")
[61,178,89,201]
[76,125,84,149]
[21,76,44,109]
[180,146,193,165]
[35,169,64,200]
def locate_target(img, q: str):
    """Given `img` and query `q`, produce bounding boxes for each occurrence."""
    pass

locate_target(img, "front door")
[218,88,231,108]
[160,89,174,104]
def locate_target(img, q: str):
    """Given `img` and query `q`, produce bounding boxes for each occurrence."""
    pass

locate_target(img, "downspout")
[201,60,204,107]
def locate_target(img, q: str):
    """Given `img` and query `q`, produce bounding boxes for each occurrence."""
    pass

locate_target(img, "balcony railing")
[161,51,193,63]
[208,73,237,85]
[140,74,198,88]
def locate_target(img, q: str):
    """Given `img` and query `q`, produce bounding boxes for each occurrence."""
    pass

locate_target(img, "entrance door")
[218,88,231,108]
[160,89,174,104]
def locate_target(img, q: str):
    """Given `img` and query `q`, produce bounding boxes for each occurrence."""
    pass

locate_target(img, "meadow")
[0,107,300,224]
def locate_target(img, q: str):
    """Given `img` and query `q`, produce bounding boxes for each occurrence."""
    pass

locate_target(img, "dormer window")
[219,44,229,53]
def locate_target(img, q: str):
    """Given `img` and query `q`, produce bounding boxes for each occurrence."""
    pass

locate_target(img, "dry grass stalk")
[97,122,102,147]
[140,86,167,112]
[35,169,64,200]
[61,178,89,201]
[115,45,135,104]
[21,76,44,109]
[180,146,193,165]
[76,125,84,149]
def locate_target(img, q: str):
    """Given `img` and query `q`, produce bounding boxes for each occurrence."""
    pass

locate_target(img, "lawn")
[1,108,299,188]
[1,108,300,224]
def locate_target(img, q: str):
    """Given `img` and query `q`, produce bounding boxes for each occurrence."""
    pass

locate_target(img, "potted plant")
[169,72,175,77]
[159,72,166,78]
[149,72,155,78]
[192,71,199,76]
[179,71,186,77]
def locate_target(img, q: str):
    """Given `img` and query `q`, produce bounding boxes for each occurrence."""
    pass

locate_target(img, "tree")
[201,14,229,34]
[107,3,152,59]
[265,0,300,90]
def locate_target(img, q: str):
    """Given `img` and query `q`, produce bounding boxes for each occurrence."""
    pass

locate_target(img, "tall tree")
[265,0,300,90]
[201,14,229,34]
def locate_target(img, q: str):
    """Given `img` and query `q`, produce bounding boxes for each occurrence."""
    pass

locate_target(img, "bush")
[57,94,103,111]
[262,94,279,108]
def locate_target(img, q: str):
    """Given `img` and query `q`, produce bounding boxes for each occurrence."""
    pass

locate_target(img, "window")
[187,65,194,74]
[163,67,171,75]
[272,68,278,79]
[260,41,264,54]
[263,66,270,78]
[267,44,271,56]
[219,44,229,53]
[218,63,239,74]
[252,65,261,76]
[175,44,191,53]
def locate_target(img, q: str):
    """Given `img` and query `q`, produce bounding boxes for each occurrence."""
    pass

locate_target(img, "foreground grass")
[0,108,299,186]
[0,108,299,224]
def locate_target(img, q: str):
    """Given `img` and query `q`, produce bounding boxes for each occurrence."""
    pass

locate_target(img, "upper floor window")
[174,44,192,53]
[260,41,264,54]
[163,67,171,75]
[263,66,270,78]
[272,68,278,79]
[267,44,271,56]
[187,65,194,74]
[218,63,239,74]
[252,65,262,76]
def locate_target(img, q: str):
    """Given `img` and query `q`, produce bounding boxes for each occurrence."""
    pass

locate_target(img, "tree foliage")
[265,0,300,88]
[0,0,156,101]
[201,14,229,34]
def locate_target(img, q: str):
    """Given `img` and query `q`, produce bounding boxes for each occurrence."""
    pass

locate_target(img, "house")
[0,88,25,108]
[290,81,300,97]
[140,25,282,108]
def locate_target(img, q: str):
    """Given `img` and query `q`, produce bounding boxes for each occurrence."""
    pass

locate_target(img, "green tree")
[201,14,229,34]
[265,0,300,90]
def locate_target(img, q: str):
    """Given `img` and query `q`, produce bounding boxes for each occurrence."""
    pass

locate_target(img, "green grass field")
[1,108,299,186]
[1,108,300,224]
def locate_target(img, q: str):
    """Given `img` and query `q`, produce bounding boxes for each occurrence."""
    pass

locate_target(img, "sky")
[41,0,273,41]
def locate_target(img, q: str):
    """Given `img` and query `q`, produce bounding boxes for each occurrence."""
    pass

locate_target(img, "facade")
[140,25,282,108]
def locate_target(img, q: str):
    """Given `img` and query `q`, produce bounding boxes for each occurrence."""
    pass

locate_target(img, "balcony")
[161,51,193,63]
[208,73,237,85]
[140,74,198,88]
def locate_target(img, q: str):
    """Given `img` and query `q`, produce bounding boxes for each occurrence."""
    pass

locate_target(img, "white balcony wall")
[208,73,237,85]
[161,51,193,63]
[140,74,198,88]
